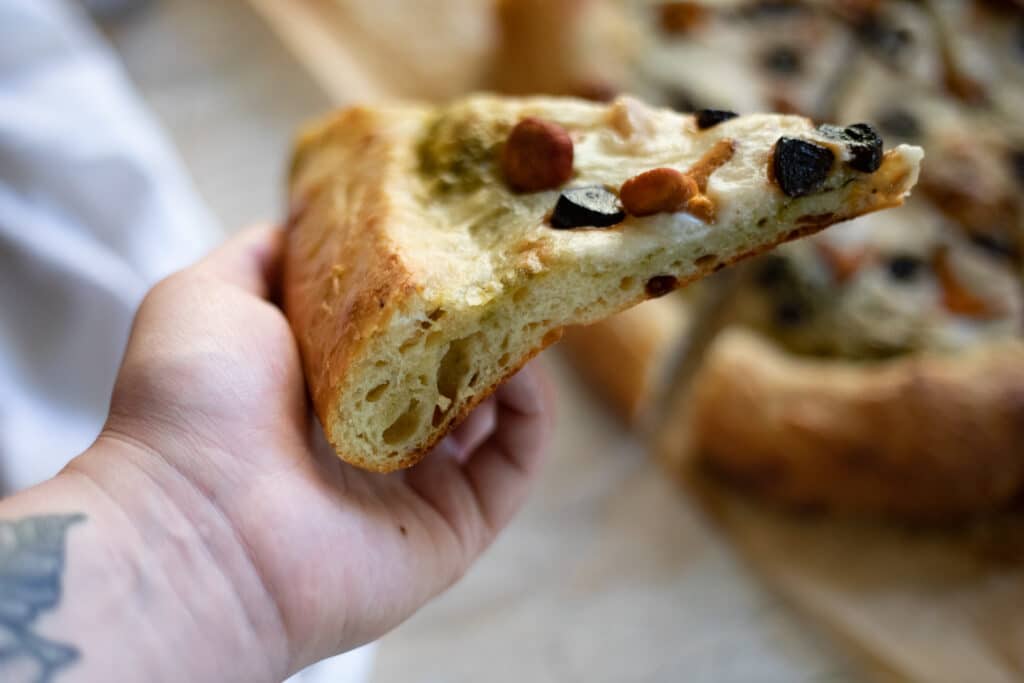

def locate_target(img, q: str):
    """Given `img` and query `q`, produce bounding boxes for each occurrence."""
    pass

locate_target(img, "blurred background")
[3,1,1023,681]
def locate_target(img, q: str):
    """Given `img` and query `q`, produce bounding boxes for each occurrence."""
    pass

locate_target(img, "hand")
[68,225,555,679]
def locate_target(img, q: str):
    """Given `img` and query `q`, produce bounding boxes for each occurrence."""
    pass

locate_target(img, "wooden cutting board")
[668,458,1024,683]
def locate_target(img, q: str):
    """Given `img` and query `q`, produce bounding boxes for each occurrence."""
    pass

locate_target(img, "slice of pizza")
[283,94,922,472]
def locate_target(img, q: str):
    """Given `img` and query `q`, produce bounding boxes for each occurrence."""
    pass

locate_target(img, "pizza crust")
[686,329,1024,519]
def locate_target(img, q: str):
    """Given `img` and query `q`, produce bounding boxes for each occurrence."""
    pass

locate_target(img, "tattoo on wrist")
[0,514,85,683]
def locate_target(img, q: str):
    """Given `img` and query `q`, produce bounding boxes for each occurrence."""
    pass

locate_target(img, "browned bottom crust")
[688,330,1024,520]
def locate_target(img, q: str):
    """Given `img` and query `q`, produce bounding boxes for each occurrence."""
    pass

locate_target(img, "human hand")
[68,225,555,679]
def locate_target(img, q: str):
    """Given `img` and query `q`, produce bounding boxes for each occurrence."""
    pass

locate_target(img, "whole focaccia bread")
[689,329,1024,519]
[283,94,920,472]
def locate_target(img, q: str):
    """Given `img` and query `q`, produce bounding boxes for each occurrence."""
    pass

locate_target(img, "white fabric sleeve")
[0,0,218,492]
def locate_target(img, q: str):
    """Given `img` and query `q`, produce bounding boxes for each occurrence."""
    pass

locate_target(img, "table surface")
[103,2,868,681]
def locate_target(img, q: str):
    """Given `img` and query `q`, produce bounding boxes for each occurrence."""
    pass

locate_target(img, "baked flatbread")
[564,209,1024,517]
[690,329,1024,519]
[685,204,1024,518]
[283,94,921,472]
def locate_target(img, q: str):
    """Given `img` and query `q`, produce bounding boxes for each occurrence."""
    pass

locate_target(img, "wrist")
[51,434,291,682]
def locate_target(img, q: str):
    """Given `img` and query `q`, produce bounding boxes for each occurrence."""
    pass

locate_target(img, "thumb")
[193,224,284,300]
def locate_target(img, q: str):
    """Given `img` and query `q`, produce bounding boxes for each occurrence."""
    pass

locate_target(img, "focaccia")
[283,94,921,472]
[566,209,1024,517]
[686,205,1024,518]
[690,329,1024,519]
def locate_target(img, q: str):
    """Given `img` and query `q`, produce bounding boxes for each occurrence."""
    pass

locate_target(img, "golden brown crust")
[345,338,553,473]
[688,330,1024,519]
[283,106,422,460]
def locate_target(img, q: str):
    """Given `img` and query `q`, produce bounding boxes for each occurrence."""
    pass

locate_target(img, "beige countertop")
[103,2,867,680]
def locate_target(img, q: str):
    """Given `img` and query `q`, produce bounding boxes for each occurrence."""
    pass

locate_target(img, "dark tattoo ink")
[0,515,85,683]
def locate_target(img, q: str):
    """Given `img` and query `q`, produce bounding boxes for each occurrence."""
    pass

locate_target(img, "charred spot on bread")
[772,137,835,197]
[549,186,626,229]
[645,275,679,298]
[695,109,739,130]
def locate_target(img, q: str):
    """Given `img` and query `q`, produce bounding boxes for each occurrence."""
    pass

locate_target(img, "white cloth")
[0,0,218,490]
[0,1,375,680]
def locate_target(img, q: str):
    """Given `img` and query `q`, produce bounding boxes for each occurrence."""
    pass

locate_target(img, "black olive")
[549,187,626,229]
[645,275,679,298]
[695,109,739,129]
[760,45,803,76]
[774,299,808,327]
[875,108,922,140]
[754,255,790,289]
[887,254,923,281]
[772,137,835,197]
[970,233,1019,261]
[842,123,884,173]
[818,122,883,173]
